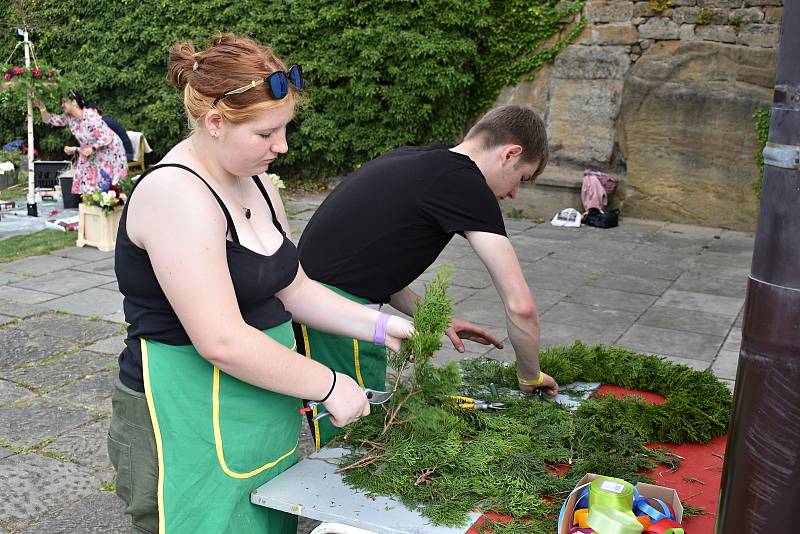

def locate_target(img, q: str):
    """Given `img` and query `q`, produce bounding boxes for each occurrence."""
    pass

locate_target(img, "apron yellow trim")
[301,324,321,452]
[353,339,365,388]
[140,339,167,534]
[211,367,298,479]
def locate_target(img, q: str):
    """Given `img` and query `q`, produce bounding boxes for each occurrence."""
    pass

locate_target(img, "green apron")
[142,321,300,534]
[298,285,388,450]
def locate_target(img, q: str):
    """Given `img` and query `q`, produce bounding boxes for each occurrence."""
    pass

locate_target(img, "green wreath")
[339,271,732,530]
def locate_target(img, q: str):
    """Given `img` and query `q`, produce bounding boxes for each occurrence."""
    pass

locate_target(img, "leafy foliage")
[753,106,771,199]
[0,0,583,184]
[338,271,732,529]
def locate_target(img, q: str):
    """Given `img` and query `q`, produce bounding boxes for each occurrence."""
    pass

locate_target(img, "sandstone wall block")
[592,23,641,45]
[730,7,765,22]
[586,0,634,22]
[639,17,680,39]
[679,24,700,40]
[737,23,780,47]
[695,24,737,43]
[554,45,632,79]
[618,41,776,230]
[494,64,554,116]
[698,0,742,8]
[673,6,702,24]
[764,7,783,23]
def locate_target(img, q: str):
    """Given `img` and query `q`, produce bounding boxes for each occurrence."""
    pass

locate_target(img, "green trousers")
[108,322,300,534]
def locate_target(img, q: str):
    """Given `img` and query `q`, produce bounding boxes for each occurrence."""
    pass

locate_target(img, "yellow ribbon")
[587,477,643,534]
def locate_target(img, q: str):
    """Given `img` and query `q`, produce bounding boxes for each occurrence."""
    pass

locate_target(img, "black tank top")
[115,163,299,392]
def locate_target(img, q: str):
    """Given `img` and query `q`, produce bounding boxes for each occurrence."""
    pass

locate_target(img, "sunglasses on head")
[213,64,304,106]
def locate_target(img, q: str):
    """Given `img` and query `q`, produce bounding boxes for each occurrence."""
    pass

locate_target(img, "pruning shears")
[450,395,506,410]
[301,388,393,422]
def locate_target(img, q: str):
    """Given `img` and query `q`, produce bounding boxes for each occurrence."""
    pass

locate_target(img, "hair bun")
[167,42,197,90]
[210,32,237,48]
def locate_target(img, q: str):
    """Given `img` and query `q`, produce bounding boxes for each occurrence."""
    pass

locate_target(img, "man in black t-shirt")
[295,105,559,448]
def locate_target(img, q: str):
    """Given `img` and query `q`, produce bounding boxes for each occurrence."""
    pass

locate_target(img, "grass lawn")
[0,184,26,201]
[0,230,77,263]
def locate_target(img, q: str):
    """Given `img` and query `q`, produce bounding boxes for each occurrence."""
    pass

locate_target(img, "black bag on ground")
[584,208,619,228]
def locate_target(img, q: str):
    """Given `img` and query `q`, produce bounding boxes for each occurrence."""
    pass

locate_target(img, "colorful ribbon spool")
[574,508,590,528]
[643,518,684,534]
[587,477,643,534]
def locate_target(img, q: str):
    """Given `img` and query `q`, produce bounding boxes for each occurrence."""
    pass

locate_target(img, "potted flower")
[76,178,131,252]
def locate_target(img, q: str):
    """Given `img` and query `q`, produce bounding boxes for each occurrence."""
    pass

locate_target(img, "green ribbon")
[587,477,643,534]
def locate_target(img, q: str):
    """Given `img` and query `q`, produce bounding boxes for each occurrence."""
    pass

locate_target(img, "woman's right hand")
[34,98,45,111]
[63,146,77,155]
[322,372,370,428]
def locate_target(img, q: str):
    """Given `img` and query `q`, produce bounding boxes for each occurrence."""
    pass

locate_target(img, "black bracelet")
[318,367,337,403]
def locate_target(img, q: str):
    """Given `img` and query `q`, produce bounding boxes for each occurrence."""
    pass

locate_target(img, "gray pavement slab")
[671,271,748,299]
[84,335,126,355]
[15,312,123,345]
[655,354,711,372]
[0,397,97,448]
[102,310,126,324]
[18,491,128,534]
[711,350,740,380]
[11,271,114,297]
[541,302,640,333]
[0,327,76,370]
[683,261,750,282]
[524,224,583,241]
[42,287,123,317]
[705,233,755,255]
[0,379,32,405]
[46,371,115,412]
[49,246,114,262]
[637,305,735,337]
[0,285,59,304]
[69,257,115,276]
[586,272,672,297]
[6,351,116,391]
[453,299,506,328]
[0,298,45,318]
[563,285,658,314]
[692,251,752,269]
[0,314,14,326]
[607,257,685,281]
[618,325,724,362]
[0,271,23,286]
[0,452,101,531]
[0,255,85,277]
[43,419,111,470]
[655,289,744,317]
[539,321,622,348]
[721,327,742,353]
[0,448,12,460]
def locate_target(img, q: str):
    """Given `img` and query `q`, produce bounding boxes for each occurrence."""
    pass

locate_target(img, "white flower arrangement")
[267,173,285,190]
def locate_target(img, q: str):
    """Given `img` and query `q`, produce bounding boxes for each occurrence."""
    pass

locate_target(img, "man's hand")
[519,372,559,397]
[446,318,504,353]
[79,146,93,158]
[63,146,78,156]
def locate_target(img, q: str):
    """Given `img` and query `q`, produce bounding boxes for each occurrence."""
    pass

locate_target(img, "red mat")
[466,385,727,533]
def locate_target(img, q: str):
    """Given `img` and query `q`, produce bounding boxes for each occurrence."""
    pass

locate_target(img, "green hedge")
[1,0,583,184]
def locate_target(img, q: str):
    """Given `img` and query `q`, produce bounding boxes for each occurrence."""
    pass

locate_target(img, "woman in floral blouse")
[35,91,128,194]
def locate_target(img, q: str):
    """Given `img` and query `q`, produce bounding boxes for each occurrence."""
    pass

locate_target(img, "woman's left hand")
[79,146,93,157]
[383,316,414,353]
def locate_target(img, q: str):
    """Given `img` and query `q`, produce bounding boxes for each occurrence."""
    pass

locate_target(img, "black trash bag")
[584,208,619,228]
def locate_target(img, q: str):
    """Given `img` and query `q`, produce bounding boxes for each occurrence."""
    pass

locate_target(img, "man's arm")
[465,230,558,396]
[390,287,503,353]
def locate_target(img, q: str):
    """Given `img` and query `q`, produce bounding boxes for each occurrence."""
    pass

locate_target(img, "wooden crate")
[77,203,122,252]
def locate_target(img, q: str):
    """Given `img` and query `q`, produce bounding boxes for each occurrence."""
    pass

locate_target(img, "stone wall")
[496,0,782,231]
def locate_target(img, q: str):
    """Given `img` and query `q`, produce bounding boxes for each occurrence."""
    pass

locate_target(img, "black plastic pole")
[715,3,800,533]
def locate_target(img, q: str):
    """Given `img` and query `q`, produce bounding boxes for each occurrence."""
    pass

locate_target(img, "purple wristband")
[373,312,391,346]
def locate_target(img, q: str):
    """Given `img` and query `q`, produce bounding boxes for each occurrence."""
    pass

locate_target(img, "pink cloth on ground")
[581,173,608,213]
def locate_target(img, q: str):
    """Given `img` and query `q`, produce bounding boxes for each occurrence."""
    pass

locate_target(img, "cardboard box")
[558,473,683,534]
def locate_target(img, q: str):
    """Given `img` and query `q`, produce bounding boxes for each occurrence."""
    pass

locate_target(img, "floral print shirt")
[48,108,128,194]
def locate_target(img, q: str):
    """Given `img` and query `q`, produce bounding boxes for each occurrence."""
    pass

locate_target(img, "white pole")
[23,29,36,216]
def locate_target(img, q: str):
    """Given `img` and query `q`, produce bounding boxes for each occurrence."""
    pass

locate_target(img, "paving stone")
[586,272,672,297]
[468,287,565,315]
[0,271,23,285]
[0,327,75,370]
[43,419,111,469]
[692,251,752,269]
[5,351,116,391]
[0,378,33,405]
[564,286,657,314]
[102,311,127,324]
[0,397,97,448]
[734,306,744,328]
[11,271,114,297]
[0,255,84,277]
[0,298,46,318]
[46,371,115,412]
[83,335,126,355]
[504,219,538,235]
[618,325,724,361]
[480,339,520,364]
[523,225,583,241]
[637,306,734,337]
[42,288,124,317]
[655,289,744,317]
[711,350,740,380]
[683,261,750,282]
[508,235,563,262]
[16,313,122,344]
[608,257,685,281]
[68,257,115,276]
[671,271,747,299]
[524,260,596,293]
[655,354,711,372]
[539,321,622,348]
[99,279,118,291]
[433,346,495,367]
[432,268,492,290]
[541,302,639,333]
[0,285,59,304]
[453,299,507,328]
[17,491,128,534]
[0,453,101,530]
[721,327,742,353]
[705,233,755,255]
[0,448,12,460]
[49,246,114,262]
[0,314,15,326]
